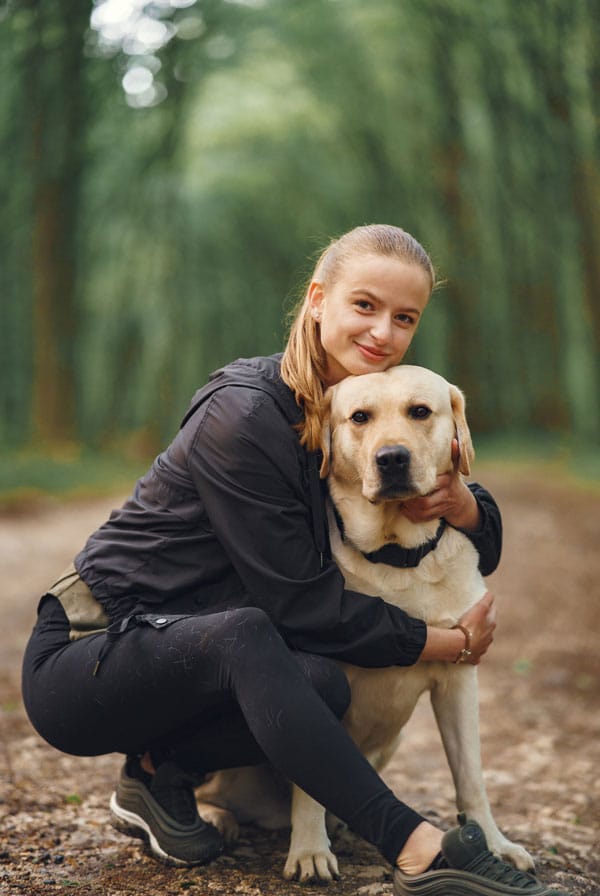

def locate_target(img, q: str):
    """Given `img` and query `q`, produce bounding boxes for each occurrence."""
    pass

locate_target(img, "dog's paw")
[283,847,340,883]
[500,841,535,872]
[196,802,240,844]
[490,835,535,872]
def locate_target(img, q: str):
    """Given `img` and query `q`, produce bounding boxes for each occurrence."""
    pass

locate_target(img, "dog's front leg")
[431,665,534,871]
[283,784,339,883]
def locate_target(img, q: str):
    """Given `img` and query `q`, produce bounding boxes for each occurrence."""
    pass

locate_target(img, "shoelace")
[468,851,539,889]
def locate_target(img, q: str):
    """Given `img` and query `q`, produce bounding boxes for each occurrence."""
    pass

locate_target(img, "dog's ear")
[449,384,474,476]
[318,392,333,478]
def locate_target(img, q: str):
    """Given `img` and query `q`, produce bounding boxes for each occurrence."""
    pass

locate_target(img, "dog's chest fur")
[329,500,486,769]
[327,502,484,626]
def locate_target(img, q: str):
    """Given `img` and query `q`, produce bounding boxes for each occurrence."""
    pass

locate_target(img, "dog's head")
[320,365,474,503]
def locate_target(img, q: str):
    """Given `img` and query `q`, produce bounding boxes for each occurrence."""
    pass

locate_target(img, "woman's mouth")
[355,343,389,362]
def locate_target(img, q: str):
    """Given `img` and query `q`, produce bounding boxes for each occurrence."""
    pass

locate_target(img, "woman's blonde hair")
[280,224,435,452]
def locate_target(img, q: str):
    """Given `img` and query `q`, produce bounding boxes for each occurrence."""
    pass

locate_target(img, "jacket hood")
[182,353,303,429]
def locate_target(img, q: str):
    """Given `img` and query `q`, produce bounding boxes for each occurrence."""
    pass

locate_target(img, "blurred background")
[1,0,599,500]
[1,7,599,891]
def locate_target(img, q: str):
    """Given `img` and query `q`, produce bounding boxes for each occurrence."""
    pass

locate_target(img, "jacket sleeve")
[455,483,503,577]
[187,386,427,668]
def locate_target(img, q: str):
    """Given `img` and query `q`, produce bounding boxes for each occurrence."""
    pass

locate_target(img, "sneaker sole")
[394,868,560,896]
[110,791,203,867]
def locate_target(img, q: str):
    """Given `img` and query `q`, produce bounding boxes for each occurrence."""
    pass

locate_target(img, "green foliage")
[1,0,599,457]
[474,431,600,494]
[0,448,149,508]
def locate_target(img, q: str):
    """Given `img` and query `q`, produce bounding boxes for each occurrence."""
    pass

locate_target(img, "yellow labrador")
[282,366,533,881]
[197,366,533,881]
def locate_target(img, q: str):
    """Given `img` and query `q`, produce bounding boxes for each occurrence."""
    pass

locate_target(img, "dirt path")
[1,468,599,895]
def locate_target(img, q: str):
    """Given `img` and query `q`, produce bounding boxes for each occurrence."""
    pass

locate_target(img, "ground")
[1,466,599,896]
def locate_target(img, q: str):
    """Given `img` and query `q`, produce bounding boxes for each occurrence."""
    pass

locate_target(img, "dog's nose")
[375,445,410,471]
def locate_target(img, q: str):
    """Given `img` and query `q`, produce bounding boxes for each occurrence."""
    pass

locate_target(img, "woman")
[22,225,568,896]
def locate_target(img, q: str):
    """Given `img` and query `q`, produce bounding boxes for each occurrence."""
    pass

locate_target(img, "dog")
[197,365,533,881]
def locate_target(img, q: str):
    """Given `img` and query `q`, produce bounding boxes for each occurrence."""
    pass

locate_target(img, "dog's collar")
[331,504,448,569]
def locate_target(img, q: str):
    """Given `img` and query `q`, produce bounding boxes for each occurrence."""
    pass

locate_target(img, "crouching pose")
[23,224,569,896]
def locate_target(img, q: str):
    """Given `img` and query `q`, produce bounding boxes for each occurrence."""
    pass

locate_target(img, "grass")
[473,433,600,492]
[0,446,152,510]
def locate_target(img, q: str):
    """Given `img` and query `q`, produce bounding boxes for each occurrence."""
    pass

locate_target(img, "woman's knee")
[213,612,352,718]
[208,606,278,644]
[199,606,284,666]
[292,653,351,719]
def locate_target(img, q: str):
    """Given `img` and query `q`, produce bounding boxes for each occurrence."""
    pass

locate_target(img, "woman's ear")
[449,384,474,476]
[308,280,325,321]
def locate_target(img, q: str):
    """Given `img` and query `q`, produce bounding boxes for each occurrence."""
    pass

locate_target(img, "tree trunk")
[27,0,89,444]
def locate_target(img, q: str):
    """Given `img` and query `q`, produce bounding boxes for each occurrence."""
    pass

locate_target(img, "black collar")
[331,504,447,569]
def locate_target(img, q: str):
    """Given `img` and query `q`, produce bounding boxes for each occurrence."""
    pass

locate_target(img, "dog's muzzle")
[375,444,413,497]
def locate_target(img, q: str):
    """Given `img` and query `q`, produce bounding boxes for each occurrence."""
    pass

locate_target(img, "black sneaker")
[393,814,570,896]
[110,758,223,866]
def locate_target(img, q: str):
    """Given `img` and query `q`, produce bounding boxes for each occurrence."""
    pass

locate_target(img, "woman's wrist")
[420,626,467,663]
[451,623,473,664]
[444,486,481,532]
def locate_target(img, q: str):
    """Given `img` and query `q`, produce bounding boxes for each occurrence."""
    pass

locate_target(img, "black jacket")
[75,355,502,668]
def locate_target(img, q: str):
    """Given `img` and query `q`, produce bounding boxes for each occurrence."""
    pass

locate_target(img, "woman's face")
[309,253,431,387]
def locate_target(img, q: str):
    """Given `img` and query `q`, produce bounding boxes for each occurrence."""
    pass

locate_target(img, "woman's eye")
[350,410,370,424]
[355,300,373,311]
[408,405,432,420]
[395,314,414,325]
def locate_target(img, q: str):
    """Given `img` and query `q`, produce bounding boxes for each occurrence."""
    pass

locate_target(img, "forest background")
[1,4,600,894]
[0,0,599,498]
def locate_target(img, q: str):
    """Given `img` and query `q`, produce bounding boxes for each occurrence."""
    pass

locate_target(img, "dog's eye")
[350,410,370,424]
[409,405,432,420]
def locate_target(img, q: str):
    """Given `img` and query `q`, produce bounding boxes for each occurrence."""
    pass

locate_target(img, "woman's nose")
[370,315,392,343]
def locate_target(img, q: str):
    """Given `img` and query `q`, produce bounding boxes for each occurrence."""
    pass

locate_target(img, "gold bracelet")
[452,623,473,664]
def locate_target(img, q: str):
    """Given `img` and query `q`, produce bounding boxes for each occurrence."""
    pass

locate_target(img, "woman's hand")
[457,591,496,665]
[401,439,481,531]
[420,591,496,664]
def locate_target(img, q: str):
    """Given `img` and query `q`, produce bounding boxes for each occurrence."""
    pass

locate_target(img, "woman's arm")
[421,591,496,665]
[187,386,427,669]
[456,483,502,576]
[399,440,502,576]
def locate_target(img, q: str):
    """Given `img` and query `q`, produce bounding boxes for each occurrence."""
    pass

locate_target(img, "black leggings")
[22,596,424,864]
